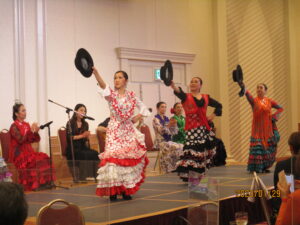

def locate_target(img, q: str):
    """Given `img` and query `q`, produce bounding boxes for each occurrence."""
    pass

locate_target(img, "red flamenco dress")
[173,88,222,181]
[9,120,54,191]
[96,85,151,196]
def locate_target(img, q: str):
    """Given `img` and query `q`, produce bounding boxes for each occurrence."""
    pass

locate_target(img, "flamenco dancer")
[170,102,186,144]
[9,103,54,191]
[243,83,283,173]
[153,102,183,173]
[170,78,222,181]
[93,67,151,201]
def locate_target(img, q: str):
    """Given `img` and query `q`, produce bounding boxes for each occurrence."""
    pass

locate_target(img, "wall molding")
[116,47,195,64]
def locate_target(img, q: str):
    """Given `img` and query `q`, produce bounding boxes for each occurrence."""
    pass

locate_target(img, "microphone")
[40,121,53,129]
[83,115,95,121]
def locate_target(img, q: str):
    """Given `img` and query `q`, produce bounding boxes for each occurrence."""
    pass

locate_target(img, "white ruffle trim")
[96,160,145,189]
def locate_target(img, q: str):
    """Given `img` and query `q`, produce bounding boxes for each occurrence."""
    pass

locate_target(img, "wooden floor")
[24,164,274,225]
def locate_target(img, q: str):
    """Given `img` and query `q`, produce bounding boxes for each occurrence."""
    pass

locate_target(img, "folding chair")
[36,199,85,225]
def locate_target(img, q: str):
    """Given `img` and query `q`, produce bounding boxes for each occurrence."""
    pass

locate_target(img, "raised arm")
[92,67,106,89]
[245,90,254,107]
[170,81,180,94]
[170,81,187,102]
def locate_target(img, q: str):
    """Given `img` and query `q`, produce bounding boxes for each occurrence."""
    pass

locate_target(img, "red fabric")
[96,157,149,196]
[99,157,144,167]
[9,120,55,191]
[0,130,10,161]
[96,130,106,153]
[58,128,67,156]
[140,125,154,151]
[182,93,210,131]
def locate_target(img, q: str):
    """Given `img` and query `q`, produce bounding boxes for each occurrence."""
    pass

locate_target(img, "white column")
[36,0,49,153]
[213,0,233,159]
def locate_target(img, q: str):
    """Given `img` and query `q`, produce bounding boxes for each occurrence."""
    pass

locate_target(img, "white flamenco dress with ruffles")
[96,85,151,196]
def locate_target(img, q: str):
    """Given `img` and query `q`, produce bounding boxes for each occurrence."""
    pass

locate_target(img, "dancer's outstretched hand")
[170,81,180,93]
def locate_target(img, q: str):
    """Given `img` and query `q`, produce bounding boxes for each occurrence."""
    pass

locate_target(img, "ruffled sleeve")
[98,85,112,101]
[135,97,151,117]
[10,124,40,144]
[152,117,178,136]
[208,97,222,116]
[174,87,187,102]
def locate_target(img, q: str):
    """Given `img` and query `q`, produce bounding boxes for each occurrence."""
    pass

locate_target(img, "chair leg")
[153,150,162,173]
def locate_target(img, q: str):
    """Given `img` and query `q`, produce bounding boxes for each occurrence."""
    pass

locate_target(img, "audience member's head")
[156,101,167,115]
[287,132,300,183]
[0,182,28,225]
[288,131,300,155]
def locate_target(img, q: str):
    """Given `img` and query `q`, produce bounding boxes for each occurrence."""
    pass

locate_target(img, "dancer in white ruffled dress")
[93,67,151,201]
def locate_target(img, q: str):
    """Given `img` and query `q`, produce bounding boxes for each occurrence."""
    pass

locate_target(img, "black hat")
[160,60,173,86]
[232,64,243,83]
[74,48,94,78]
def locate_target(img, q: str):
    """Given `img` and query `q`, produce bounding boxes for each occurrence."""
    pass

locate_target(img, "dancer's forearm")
[93,67,106,89]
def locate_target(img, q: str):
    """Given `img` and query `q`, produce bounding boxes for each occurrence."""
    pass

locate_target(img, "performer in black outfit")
[210,122,227,166]
[66,104,99,181]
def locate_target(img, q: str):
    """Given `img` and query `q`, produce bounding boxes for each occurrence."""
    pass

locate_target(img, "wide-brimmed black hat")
[160,60,173,86]
[232,64,243,83]
[74,48,94,78]
[232,64,245,97]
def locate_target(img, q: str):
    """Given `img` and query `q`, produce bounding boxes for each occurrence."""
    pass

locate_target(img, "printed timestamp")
[235,189,280,198]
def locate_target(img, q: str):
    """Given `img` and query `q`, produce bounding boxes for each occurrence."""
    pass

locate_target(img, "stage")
[25,164,274,224]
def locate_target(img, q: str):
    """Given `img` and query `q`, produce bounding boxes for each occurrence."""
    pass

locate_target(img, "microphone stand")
[48,99,94,184]
[44,122,69,189]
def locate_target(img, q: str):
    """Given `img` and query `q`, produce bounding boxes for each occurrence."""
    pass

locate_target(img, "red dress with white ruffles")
[96,86,151,196]
[9,120,54,191]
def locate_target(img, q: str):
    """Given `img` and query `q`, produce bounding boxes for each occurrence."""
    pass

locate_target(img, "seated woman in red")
[9,103,54,191]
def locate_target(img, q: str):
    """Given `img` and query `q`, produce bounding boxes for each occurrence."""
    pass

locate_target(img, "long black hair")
[70,104,88,132]
[12,103,24,121]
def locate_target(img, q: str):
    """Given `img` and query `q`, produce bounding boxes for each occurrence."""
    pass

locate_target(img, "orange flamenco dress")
[245,90,283,172]
[9,120,55,191]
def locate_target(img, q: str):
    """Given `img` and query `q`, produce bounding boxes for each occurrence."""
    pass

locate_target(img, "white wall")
[0,0,217,153]
[0,0,16,129]
[45,0,218,135]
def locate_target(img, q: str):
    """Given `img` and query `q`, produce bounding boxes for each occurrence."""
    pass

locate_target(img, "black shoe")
[122,193,132,200]
[110,195,117,201]
[181,177,189,182]
[263,169,271,173]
